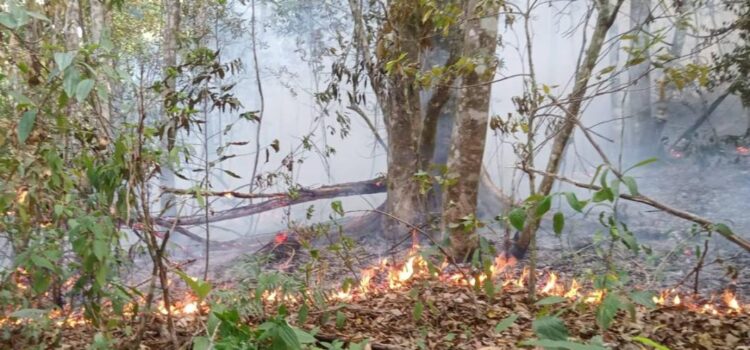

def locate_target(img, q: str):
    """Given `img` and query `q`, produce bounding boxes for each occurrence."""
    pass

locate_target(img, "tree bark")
[512,0,625,258]
[627,0,658,160]
[441,0,500,260]
[160,0,181,217]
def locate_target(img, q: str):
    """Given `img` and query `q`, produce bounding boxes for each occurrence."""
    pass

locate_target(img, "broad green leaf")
[18,109,37,143]
[596,293,622,330]
[63,68,81,98]
[92,239,108,260]
[75,79,95,103]
[565,192,584,213]
[54,51,76,71]
[536,195,552,217]
[174,269,211,300]
[533,316,569,341]
[623,176,639,195]
[0,13,17,28]
[509,208,526,231]
[553,212,565,236]
[632,336,670,350]
[30,255,55,271]
[592,188,613,203]
[714,223,734,237]
[535,296,567,306]
[494,313,518,333]
[293,327,317,344]
[274,323,301,350]
[521,339,607,350]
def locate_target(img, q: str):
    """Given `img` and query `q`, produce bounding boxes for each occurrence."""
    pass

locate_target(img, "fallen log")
[157,177,387,227]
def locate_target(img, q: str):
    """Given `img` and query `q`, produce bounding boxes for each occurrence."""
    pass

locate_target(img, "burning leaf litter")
[2,246,749,349]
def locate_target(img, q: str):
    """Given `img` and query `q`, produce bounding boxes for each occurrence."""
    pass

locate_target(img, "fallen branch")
[157,177,386,227]
[524,168,750,253]
[670,90,731,150]
[160,187,284,199]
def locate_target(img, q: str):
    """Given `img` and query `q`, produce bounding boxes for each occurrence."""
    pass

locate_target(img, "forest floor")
[6,159,750,349]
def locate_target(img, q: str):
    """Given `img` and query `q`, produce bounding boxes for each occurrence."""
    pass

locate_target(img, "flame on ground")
[2,246,748,329]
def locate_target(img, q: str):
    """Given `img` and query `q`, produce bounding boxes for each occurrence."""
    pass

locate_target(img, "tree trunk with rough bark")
[441,0,500,260]
[160,0,180,217]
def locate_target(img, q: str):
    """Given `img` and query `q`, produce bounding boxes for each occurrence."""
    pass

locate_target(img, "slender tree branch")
[523,168,750,253]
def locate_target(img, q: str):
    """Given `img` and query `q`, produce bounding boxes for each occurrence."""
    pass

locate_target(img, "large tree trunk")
[379,2,428,239]
[160,0,180,217]
[512,0,625,258]
[441,0,500,260]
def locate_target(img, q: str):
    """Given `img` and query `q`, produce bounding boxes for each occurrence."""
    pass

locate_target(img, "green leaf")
[536,196,552,217]
[564,192,584,213]
[592,188,613,203]
[596,293,622,330]
[192,336,211,350]
[535,296,567,306]
[335,310,346,329]
[412,301,424,321]
[30,255,55,271]
[521,339,607,350]
[553,212,565,236]
[0,13,17,28]
[599,65,616,75]
[623,176,639,195]
[509,208,526,231]
[297,303,309,324]
[533,316,569,341]
[632,336,670,350]
[625,157,658,173]
[494,313,518,333]
[714,223,734,237]
[54,51,76,71]
[331,200,344,217]
[629,290,656,308]
[18,109,37,143]
[75,79,95,103]
[63,68,81,98]
[92,239,108,260]
[275,323,301,350]
[174,269,211,300]
[293,327,317,344]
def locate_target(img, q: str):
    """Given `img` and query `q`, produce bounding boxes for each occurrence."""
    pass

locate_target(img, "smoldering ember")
[3,1,750,350]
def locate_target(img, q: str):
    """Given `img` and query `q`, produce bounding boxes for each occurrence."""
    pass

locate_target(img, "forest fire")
[256,244,749,317]
[1,244,747,333]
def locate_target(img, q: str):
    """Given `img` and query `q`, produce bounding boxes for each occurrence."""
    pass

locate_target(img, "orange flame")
[724,291,741,312]
[541,273,558,294]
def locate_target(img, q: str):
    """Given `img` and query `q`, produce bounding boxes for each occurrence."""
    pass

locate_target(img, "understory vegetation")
[1,0,750,349]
